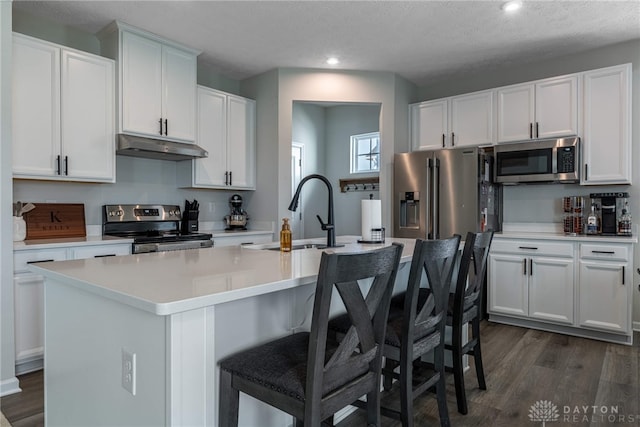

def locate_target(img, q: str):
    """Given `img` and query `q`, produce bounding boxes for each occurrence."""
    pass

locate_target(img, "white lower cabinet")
[13,242,131,374]
[578,243,632,334]
[489,240,574,324]
[488,236,633,344]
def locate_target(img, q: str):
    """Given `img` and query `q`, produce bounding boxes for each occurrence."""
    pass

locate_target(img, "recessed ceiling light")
[326,57,340,65]
[502,0,522,12]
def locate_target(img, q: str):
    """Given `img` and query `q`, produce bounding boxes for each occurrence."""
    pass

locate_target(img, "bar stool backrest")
[306,243,404,418]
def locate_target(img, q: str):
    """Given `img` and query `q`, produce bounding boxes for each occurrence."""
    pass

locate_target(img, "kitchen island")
[30,236,417,427]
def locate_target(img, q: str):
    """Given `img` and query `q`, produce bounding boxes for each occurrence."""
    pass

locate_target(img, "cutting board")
[24,203,86,240]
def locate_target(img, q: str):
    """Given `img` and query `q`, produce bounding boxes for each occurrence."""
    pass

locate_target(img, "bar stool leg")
[219,370,239,427]
[472,318,487,390]
[399,357,414,427]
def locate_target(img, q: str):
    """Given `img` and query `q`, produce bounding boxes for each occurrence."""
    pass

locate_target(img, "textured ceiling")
[12,0,640,87]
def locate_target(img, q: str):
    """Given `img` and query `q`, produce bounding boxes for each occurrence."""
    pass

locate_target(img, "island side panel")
[213,287,301,427]
[45,277,167,426]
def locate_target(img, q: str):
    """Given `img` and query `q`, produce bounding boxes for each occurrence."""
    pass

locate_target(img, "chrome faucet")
[288,174,340,248]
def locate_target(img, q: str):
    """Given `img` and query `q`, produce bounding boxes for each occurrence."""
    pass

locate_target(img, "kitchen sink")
[265,244,321,251]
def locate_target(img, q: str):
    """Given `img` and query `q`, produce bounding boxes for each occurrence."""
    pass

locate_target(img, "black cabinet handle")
[56,155,61,175]
[159,118,163,135]
[529,123,533,139]
[229,171,232,186]
[535,122,539,138]
[224,171,229,185]
[442,133,445,148]
[519,246,538,250]
[584,164,588,181]
[94,254,116,258]
[64,156,68,175]
[523,258,527,275]
[27,259,54,264]
[591,250,615,254]
[622,266,625,285]
[529,258,533,276]
[451,132,455,147]
[164,119,168,136]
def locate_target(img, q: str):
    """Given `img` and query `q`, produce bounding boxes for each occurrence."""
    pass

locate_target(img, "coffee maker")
[224,194,249,230]
[589,192,630,235]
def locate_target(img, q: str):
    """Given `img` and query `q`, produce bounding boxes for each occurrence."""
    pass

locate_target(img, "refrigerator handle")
[426,158,433,239]
[433,157,440,239]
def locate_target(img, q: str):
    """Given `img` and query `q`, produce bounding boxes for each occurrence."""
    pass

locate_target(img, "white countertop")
[495,231,637,243]
[14,235,133,251]
[28,236,416,316]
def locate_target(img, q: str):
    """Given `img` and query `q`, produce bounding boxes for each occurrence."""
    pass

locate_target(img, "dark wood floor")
[1,321,638,427]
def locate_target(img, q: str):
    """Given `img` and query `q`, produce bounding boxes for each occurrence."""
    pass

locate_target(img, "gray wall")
[325,104,380,237]
[291,103,381,238]
[292,102,326,238]
[242,68,414,237]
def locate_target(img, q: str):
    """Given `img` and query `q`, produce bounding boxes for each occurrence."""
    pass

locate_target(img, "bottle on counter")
[280,218,292,252]
[586,204,598,235]
[618,201,632,236]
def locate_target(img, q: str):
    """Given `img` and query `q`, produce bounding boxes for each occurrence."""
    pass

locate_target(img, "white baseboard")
[0,377,21,397]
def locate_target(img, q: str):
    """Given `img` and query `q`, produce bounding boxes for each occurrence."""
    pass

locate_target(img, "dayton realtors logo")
[529,400,560,426]
[529,400,638,425]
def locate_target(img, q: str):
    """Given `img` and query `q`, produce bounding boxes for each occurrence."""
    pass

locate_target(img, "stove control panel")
[104,205,182,222]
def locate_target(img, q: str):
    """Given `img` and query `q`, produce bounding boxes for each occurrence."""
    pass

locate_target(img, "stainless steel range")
[103,204,213,254]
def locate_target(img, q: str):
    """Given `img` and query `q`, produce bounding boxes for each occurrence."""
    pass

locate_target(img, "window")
[350,132,380,174]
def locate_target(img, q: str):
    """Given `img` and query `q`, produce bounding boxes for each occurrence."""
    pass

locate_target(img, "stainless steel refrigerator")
[393,147,501,239]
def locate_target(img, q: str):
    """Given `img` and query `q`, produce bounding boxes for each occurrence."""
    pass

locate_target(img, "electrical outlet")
[122,348,136,395]
[208,202,216,213]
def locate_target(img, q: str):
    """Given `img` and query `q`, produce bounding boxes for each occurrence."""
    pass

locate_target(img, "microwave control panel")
[557,146,576,173]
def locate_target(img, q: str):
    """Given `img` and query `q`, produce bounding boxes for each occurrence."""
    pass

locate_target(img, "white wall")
[1,0,19,396]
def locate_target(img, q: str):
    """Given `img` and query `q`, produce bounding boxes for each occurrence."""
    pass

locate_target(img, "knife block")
[181,210,199,234]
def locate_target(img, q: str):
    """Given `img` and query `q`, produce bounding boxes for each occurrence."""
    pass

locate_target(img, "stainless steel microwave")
[494,137,580,184]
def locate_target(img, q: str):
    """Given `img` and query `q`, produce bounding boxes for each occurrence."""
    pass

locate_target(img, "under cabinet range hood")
[116,134,208,161]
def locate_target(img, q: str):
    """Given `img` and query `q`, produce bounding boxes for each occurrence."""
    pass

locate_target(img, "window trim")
[350,132,380,174]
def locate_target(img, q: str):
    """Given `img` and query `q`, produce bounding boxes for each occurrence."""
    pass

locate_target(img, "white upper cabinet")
[120,31,163,138]
[496,84,534,142]
[12,33,115,182]
[178,86,256,190]
[226,95,256,188]
[99,22,199,143]
[410,99,448,151]
[497,75,578,143]
[12,34,60,177]
[450,90,495,147]
[410,90,494,150]
[581,63,631,185]
[61,50,115,181]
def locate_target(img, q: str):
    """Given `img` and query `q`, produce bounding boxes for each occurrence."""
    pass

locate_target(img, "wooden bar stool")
[330,236,459,427]
[446,230,494,415]
[218,243,403,427]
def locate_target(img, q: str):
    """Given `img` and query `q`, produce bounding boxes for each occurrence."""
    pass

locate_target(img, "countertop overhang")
[28,236,417,316]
